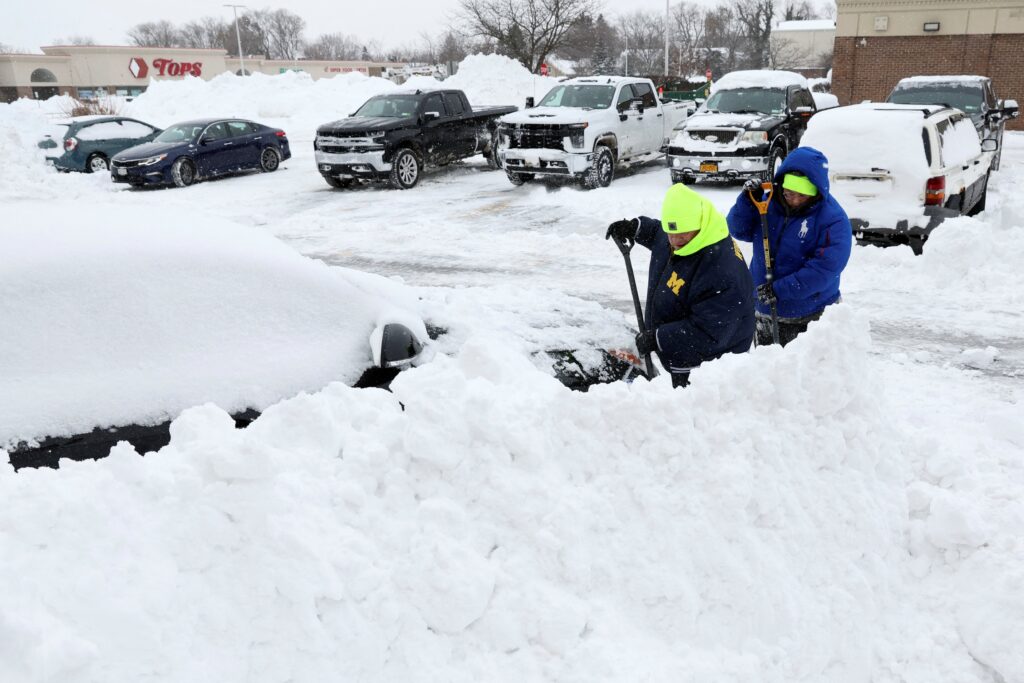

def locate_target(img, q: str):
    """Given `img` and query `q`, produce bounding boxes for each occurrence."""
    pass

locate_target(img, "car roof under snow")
[895,75,989,86]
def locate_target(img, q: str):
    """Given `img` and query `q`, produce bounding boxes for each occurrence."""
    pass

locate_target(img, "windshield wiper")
[728,109,766,115]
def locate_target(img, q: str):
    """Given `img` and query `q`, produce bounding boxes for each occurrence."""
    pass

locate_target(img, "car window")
[203,122,230,142]
[791,89,815,110]
[226,121,252,137]
[443,93,464,116]
[537,84,615,109]
[922,128,933,166]
[632,82,658,109]
[422,94,445,118]
[617,86,635,109]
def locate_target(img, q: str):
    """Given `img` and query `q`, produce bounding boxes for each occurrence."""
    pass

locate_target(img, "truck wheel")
[486,132,501,170]
[324,176,352,189]
[762,146,785,182]
[581,146,614,190]
[389,148,422,189]
[968,174,989,216]
[506,170,534,185]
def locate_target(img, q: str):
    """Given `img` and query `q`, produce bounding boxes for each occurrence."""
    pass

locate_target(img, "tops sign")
[128,57,203,79]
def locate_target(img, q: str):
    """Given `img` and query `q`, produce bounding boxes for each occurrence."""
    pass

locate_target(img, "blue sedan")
[111,118,291,188]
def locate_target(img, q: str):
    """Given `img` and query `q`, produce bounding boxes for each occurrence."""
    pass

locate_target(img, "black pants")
[755,311,822,347]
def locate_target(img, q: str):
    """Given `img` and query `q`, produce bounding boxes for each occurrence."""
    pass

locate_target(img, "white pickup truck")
[496,76,689,189]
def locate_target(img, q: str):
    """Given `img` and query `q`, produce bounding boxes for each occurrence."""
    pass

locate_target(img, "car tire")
[581,145,614,190]
[485,132,501,170]
[171,158,196,188]
[762,145,785,182]
[506,170,534,185]
[389,148,422,189]
[259,146,281,172]
[85,153,109,174]
[324,175,352,189]
[968,175,989,216]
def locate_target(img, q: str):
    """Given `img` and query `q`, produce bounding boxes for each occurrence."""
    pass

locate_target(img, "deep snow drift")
[1,56,1022,682]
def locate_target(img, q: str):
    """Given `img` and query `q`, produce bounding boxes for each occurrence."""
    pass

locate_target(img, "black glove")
[756,282,776,306]
[743,178,761,194]
[635,329,658,356]
[606,218,638,242]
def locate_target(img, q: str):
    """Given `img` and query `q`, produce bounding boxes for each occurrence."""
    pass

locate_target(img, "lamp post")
[224,4,246,76]
[664,0,669,76]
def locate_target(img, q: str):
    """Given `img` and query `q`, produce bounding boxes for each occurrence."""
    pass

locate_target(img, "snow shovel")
[747,181,780,345]
[612,234,658,379]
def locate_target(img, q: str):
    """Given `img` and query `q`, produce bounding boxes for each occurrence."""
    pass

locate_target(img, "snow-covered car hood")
[317,116,412,135]
[500,107,597,126]
[682,111,780,130]
[0,204,429,447]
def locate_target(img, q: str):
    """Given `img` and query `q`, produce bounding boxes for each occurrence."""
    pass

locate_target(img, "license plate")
[118,168,127,176]
[699,162,718,173]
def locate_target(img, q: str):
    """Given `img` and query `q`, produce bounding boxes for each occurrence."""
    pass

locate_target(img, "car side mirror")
[525,97,535,109]
[423,111,440,121]
[1004,99,1020,119]
[198,136,209,146]
[981,138,999,152]
[371,323,423,368]
[634,98,645,114]
[793,106,814,117]
[686,107,696,116]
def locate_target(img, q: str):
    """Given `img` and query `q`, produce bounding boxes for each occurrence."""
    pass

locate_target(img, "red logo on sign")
[540,63,549,76]
[129,57,148,79]
[152,58,203,77]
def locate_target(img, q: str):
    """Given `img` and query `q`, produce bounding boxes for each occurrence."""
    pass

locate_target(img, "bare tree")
[618,10,663,76]
[817,0,837,20]
[179,17,228,50]
[438,31,468,64]
[671,3,707,77]
[781,0,815,21]
[53,35,97,46]
[457,0,600,72]
[305,33,361,60]
[768,35,810,69]
[263,8,305,59]
[127,20,181,48]
[731,0,775,68]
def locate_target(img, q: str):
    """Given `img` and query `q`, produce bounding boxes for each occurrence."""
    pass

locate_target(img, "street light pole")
[664,0,670,77]
[225,4,246,76]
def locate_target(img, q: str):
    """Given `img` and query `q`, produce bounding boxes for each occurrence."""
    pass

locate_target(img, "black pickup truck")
[314,89,516,189]
[666,71,817,184]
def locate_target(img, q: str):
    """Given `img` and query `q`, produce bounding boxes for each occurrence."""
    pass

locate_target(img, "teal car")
[38,116,162,173]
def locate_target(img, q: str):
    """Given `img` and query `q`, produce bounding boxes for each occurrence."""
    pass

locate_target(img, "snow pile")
[404,53,560,107]
[76,119,155,140]
[0,95,91,199]
[123,70,397,135]
[0,203,426,447]
[712,70,807,93]
[811,92,839,110]
[3,307,966,682]
[801,104,932,226]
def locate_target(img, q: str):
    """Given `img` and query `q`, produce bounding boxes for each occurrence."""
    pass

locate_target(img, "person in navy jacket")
[607,184,755,387]
[727,146,852,346]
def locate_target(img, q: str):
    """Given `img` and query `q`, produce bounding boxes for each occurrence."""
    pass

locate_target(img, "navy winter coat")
[636,217,755,374]
[727,147,852,319]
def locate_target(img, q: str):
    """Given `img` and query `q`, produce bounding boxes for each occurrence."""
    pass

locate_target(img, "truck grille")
[505,125,566,151]
[319,144,385,153]
[317,135,385,154]
[684,129,740,145]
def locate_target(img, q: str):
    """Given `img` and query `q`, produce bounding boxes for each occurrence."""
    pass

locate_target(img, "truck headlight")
[568,122,588,148]
[740,131,769,145]
[367,131,386,139]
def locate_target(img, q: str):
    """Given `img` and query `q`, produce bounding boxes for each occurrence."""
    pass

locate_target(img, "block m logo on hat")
[128,57,148,79]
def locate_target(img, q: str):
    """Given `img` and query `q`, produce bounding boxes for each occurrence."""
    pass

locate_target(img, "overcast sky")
[5,0,683,54]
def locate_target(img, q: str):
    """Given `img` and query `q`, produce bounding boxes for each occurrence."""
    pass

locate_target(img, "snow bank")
[0,203,426,447]
[812,92,839,110]
[1,307,951,682]
[415,53,560,107]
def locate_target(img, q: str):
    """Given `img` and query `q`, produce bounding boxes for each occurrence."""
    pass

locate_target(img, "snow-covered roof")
[565,76,643,85]
[712,70,807,93]
[775,19,836,31]
[894,75,988,87]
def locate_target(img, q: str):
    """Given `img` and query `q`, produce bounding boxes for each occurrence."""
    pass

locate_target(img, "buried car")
[800,103,996,253]
[111,118,290,188]
[1,207,430,469]
[38,115,162,173]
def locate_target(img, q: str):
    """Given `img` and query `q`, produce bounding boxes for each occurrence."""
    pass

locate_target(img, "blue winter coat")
[726,147,852,319]
[636,217,755,374]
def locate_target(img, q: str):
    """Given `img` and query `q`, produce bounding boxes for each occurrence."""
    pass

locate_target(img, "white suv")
[800,103,997,254]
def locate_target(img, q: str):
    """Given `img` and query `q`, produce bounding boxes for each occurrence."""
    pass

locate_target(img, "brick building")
[832,0,1024,130]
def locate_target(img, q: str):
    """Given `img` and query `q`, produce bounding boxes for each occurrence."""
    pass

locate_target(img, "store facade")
[0,45,404,103]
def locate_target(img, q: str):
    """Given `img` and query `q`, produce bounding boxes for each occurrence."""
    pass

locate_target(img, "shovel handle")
[746,181,774,216]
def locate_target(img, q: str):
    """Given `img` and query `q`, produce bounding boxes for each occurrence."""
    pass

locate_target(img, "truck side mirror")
[371,323,423,368]
[981,138,999,152]
[793,106,814,118]
[1004,99,1020,119]
[422,111,440,123]
[525,97,535,109]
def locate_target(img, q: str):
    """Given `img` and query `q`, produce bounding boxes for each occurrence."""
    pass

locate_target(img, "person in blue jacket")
[606,184,755,387]
[727,146,852,346]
